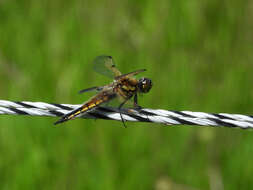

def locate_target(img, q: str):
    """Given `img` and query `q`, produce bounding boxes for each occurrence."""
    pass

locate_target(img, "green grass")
[0,0,253,189]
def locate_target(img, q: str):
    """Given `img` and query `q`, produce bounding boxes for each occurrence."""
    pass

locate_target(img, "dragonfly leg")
[118,99,129,128]
[134,94,142,110]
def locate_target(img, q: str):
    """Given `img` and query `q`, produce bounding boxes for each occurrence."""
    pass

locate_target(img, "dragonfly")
[54,55,152,126]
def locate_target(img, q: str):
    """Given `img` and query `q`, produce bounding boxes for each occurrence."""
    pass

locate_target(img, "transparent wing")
[78,86,104,94]
[93,55,122,78]
[102,93,136,109]
[115,69,146,80]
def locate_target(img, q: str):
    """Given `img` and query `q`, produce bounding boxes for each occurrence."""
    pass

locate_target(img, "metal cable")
[0,100,253,129]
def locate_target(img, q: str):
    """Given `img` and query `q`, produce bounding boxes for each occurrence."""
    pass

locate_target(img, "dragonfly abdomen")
[54,93,116,125]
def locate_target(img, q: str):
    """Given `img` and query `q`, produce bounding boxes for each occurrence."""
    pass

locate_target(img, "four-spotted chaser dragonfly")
[54,55,152,126]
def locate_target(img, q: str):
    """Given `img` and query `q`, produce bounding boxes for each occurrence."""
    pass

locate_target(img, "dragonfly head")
[138,77,152,93]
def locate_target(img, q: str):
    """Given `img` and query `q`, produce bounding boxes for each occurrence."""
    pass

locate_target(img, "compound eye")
[139,78,152,93]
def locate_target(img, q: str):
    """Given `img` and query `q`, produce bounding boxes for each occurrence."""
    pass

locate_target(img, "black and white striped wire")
[0,100,253,129]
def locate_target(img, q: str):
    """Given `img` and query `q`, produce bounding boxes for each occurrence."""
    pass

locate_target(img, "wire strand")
[0,100,253,129]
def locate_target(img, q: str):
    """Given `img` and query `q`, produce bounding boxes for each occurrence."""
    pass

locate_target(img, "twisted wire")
[0,100,253,129]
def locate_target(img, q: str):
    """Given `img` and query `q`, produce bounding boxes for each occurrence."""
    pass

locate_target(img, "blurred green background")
[0,0,253,189]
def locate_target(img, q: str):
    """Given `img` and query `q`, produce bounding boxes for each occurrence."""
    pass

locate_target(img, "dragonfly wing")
[115,69,146,80]
[93,55,122,78]
[78,86,104,94]
[101,92,136,109]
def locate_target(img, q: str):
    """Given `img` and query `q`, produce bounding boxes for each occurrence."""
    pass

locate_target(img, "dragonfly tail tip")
[54,118,65,125]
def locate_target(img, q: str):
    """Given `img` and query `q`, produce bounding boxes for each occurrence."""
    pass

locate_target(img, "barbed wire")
[0,100,253,129]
